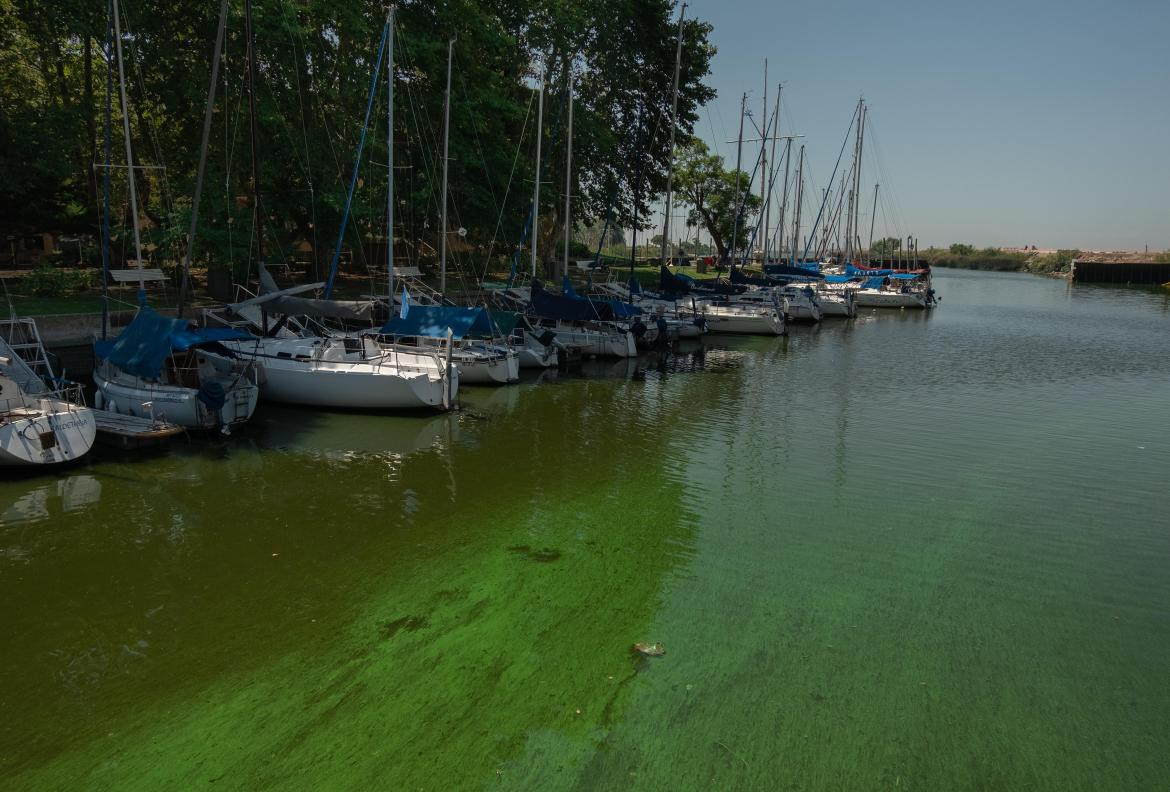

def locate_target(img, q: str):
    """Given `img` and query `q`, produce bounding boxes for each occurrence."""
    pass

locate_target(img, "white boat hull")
[0,401,96,467]
[93,366,259,430]
[223,338,456,411]
[853,290,928,309]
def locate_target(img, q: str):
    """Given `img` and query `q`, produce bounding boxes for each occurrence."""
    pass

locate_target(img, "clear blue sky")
[686,0,1170,250]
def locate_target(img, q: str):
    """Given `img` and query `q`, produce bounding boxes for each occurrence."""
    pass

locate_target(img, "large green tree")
[0,0,715,289]
[673,137,759,260]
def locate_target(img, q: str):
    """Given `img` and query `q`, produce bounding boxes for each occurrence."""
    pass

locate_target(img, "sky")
[682,0,1170,251]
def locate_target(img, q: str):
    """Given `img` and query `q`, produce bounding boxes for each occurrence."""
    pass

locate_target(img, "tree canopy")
[673,138,759,260]
[0,0,715,284]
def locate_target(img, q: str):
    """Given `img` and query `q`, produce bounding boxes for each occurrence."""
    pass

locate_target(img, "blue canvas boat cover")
[861,276,887,289]
[528,282,639,321]
[824,274,858,284]
[94,308,255,379]
[730,268,773,287]
[380,306,495,339]
[890,272,921,280]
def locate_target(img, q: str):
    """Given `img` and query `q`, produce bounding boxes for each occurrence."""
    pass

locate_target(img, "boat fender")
[94,391,104,410]
[196,381,227,411]
[656,317,668,338]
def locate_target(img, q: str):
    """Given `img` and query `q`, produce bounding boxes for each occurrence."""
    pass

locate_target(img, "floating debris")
[633,642,665,657]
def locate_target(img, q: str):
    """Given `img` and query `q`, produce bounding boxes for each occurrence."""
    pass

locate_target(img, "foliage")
[672,137,760,260]
[0,0,715,289]
[949,243,974,256]
[18,264,95,297]
[870,237,901,256]
[1155,250,1170,264]
[1026,249,1079,274]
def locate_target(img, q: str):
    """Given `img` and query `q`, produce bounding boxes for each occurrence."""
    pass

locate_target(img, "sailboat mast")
[659,3,686,267]
[244,0,264,272]
[530,66,544,278]
[439,38,453,296]
[758,60,767,263]
[178,0,229,317]
[763,82,781,261]
[776,138,791,260]
[562,71,573,279]
[729,92,746,269]
[111,0,144,297]
[101,3,113,339]
[386,8,395,304]
[855,104,867,257]
[790,144,804,266]
[868,182,879,263]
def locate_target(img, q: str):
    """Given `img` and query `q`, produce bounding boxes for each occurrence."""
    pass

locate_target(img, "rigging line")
[479,89,536,280]
[279,6,321,280]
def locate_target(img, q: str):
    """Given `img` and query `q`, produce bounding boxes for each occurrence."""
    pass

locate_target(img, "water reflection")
[0,474,102,528]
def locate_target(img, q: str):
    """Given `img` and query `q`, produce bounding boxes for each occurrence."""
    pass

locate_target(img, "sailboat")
[202,8,459,410]
[92,0,260,432]
[0,322,96,467]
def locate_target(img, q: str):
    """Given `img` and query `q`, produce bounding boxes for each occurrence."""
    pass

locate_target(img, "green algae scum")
[2,269,1169,790]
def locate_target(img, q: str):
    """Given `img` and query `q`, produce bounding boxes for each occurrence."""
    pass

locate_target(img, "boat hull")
[93,368,259,430]
[854,290,928,309]
[0,403,96,467]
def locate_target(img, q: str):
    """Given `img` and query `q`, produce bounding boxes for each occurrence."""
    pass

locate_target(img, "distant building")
[1070,252,1170,284]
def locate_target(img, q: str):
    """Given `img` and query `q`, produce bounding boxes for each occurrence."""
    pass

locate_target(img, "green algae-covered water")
[2,269,1169,790]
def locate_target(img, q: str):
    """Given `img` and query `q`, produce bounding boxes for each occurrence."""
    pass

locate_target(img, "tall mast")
[178,0,229,317]
[530,65,545,278]
[100,1,112,337]
[562,70,573,279]
[386,7,395,303]
[111,0,144,300]
[659,3,686,266]
[729,92,746,269]
[758,61,767,263]
[855,104,867,257]
[439,37,453,295]
[790,144,804,266]
[868,182,879,263]
[763,83,781,261]
[244,0,263,275]
[776,138,791,259]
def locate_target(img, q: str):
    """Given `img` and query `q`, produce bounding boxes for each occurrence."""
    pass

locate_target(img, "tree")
[949,243,974,256]
[0,0,716,291]
[673,138,760,260]
[871,236,902,257]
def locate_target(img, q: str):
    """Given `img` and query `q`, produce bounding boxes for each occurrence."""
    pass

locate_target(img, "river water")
[2,269,1168,790]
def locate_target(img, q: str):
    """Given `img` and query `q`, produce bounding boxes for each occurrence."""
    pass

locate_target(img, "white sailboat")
[93,0,259,433]
[0,327,96,467]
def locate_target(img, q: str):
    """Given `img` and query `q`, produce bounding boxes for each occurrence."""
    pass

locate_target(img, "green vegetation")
[672,138,761,260]
[0,0,715,284]
[920,245,1080,276]
[18,265,96,297]
[871,236,902,257]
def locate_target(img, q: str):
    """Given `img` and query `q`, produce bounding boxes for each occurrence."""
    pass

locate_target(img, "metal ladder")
[0,317,55,394]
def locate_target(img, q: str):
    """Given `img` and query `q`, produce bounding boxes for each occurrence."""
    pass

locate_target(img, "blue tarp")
[562,275,579,297]
[659,265,693,295]
[94,308,254,379]
[890,273,921,280]
[528,282,639,321]
[861,276,887,290]
[824,274,858,284]
[380,306,495,339]
[171,326,254,351]
[730,268,773,287]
